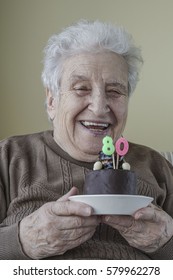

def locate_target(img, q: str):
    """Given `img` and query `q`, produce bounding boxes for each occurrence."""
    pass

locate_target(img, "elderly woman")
[0,20,173,260]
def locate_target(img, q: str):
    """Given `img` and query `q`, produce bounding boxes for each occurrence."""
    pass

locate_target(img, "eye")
[73,86,91,96]
[106,89,122,98]
[75,86,89,91]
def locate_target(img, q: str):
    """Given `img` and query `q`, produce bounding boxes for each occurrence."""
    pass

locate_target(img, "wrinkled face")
[47,52,129,162]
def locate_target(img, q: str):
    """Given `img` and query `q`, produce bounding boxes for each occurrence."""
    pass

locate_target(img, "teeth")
[81,121,109,127]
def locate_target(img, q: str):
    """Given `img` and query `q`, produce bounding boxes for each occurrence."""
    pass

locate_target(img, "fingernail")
[105,216,110,222]
[134,212,142,219]
[83,206,93,216]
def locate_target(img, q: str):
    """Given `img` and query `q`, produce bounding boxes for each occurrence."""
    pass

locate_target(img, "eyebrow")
[70,75,89,83]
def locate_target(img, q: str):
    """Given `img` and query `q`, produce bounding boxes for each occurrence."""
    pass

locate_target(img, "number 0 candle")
[115,137,129,156]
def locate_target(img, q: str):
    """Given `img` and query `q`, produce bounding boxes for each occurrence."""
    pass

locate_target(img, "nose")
[88,89,110,116]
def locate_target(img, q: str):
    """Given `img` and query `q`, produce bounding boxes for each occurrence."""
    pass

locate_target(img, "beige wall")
[0,0,173,151]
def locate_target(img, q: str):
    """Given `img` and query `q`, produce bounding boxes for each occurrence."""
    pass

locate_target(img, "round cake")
[83,169,137,195]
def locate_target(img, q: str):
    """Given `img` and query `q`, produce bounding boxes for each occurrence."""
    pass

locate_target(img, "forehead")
[61,52,128,84]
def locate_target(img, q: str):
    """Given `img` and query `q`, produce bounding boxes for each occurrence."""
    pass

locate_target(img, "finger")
[51,200,94,217]
[57,228,96,255]
[58,225,97,241]
[133,204,162,222]
[58,187,79,202]
[53,215,101,230]
[102,215,134,228]
[103,215,144,236]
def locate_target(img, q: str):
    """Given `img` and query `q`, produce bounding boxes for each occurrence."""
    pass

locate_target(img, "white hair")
[41,19,143,97]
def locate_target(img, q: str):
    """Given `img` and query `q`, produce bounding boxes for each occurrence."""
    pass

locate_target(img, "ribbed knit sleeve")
[147,236,173,260]
[0,140,28,259]
[0,222,31,260]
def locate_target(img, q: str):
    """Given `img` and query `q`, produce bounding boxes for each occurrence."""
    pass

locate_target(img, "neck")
[53,134,98,163]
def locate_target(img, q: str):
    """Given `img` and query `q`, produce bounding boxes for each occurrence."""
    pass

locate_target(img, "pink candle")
[115,137,129,156]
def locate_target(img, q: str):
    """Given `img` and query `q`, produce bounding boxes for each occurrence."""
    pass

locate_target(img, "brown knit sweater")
[0,130,173,260]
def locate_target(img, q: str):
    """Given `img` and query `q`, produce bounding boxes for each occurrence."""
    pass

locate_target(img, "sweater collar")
[43,130,95,170]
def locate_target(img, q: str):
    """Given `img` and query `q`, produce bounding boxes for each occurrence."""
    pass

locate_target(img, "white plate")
[69,195,153,215]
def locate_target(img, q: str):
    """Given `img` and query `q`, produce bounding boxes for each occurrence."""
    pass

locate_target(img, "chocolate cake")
[83,136,136,195]
[83,169,137,195]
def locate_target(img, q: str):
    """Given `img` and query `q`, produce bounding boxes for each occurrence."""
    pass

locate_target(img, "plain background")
[0,0,173,151]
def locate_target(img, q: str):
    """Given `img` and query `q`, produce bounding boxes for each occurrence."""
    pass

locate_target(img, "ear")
[46,89,56,121]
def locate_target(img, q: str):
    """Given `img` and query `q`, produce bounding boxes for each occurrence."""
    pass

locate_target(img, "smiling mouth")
[80,121,110,132]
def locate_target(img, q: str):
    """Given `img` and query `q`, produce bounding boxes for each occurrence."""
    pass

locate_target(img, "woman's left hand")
[102,204,173,253]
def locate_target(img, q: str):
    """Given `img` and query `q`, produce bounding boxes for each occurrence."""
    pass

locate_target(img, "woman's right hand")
[19,187,100,259]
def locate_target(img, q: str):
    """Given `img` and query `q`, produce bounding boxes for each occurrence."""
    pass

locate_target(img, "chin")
[80,144,101,156]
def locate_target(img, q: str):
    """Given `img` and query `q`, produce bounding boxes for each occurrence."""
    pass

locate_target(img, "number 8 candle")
[102,136,116,169]
[102,136,115,156]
